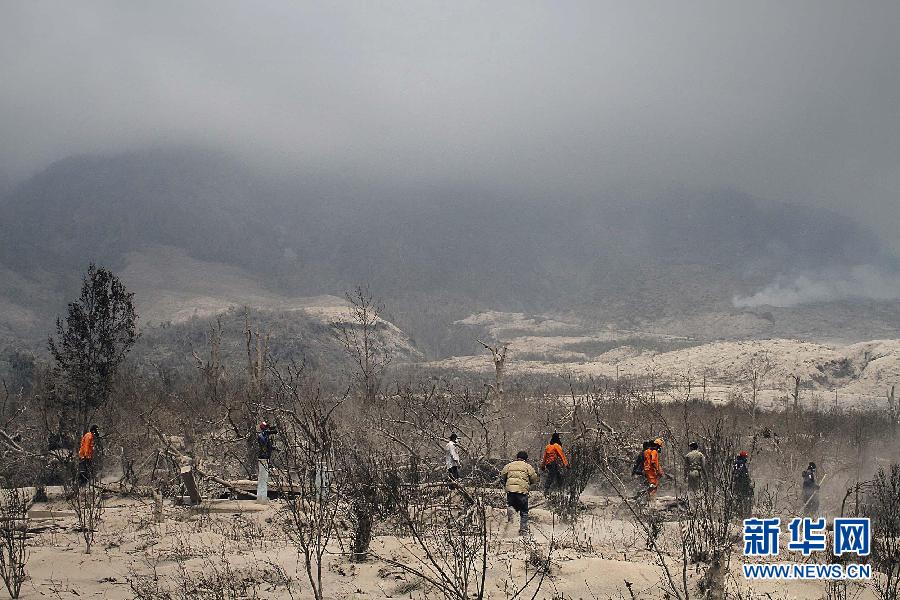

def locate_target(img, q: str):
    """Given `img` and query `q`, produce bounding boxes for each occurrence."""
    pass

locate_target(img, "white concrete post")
[256,459,269,504]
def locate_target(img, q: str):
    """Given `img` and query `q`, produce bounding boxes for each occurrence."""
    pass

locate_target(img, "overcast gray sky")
[1,2,898,249]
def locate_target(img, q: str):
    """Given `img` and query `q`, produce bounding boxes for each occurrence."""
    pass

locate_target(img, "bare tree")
[269,362,343,600]
[378,482,490,600]
[340,442,390,562]
[888,385,897,434]
[742,351,773,422]
[242,311,269,471]
[790,374,802,413]
[679,423,739,599]
[0,485,28,598]
[244,310,269,402]
[190,317,226,402]
[477,340,508,413]
[186,312,270,478]
[69,479,104,554]
[331,286,391,405]
[865,464,900,600]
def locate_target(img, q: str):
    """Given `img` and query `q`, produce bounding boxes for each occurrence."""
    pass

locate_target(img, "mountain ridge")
[1,147,897,357]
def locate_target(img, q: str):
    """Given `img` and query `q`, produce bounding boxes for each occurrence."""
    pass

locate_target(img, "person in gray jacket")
[683,442,706,493]
[499,450,539,535]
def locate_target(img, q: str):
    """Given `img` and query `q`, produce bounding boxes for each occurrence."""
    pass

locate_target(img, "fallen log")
[193,468,257,500]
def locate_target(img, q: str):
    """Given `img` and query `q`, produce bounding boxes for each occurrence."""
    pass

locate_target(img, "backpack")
[257,431,273,459]
[631,452,645,476]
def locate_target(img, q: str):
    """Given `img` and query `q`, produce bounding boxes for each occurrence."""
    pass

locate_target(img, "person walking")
[631,440,652,497]
[257,421,275,460]
[541,432,569,495]
[801,462,820,516]
[500,450,539,536]
[633,441,651,478]
[683,442,706,493]
[732,451,754,518]
[643,438,665,500]
[256,421,276,504]
[78,424,99,486]
[446,433,461,489]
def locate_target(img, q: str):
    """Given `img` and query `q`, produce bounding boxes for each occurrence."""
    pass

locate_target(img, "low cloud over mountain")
[0,148,897,355]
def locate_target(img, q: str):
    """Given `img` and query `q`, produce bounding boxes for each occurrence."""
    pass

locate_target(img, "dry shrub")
[128,555,294,600]
[378,483,491,600]
[0,486,28,598]
[865,464,900,600]
[69,480,104,554]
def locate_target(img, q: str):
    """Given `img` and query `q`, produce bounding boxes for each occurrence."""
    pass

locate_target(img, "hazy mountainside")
[1,147,898,358]
[0,149,285,275]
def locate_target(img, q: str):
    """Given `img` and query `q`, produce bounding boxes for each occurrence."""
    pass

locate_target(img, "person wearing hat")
[801,462,820,516]
[683,442,706,493]
[643,438,665,500]
[732,451,754,518]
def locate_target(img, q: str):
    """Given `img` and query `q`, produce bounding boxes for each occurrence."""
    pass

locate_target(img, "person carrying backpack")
[632,441,651,479]
[541,432,569,495]
[643,438,665,499]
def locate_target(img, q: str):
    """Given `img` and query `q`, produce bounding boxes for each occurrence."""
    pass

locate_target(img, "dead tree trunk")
[245,310,269,400]
[888,385,897,434]
[244,310,269,473]
[791,375,801,413]
[477,340,508,413]
[477,340,508,459]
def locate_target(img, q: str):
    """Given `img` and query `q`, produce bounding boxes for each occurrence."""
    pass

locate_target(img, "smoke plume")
[733,265,900,308]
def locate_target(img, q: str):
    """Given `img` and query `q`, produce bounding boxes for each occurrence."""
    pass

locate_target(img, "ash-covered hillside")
[1,147,898,358]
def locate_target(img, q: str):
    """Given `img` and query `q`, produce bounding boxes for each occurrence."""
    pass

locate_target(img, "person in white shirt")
[446,433,461,488]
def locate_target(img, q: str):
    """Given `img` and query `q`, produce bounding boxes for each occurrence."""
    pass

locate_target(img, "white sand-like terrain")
[431,311,900,411]
[23,493,877,599]
[122,246,350,325]
[120,245,421,360]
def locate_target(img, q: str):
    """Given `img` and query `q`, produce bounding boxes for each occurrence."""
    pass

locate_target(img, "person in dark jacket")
[732,451,753,518]
[801,462,820,516]
[257,421,275,460]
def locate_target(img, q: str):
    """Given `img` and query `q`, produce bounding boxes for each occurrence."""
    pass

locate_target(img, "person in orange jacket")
[643,438,664,499]
[541,432,569,495]
[78,424,99,486]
